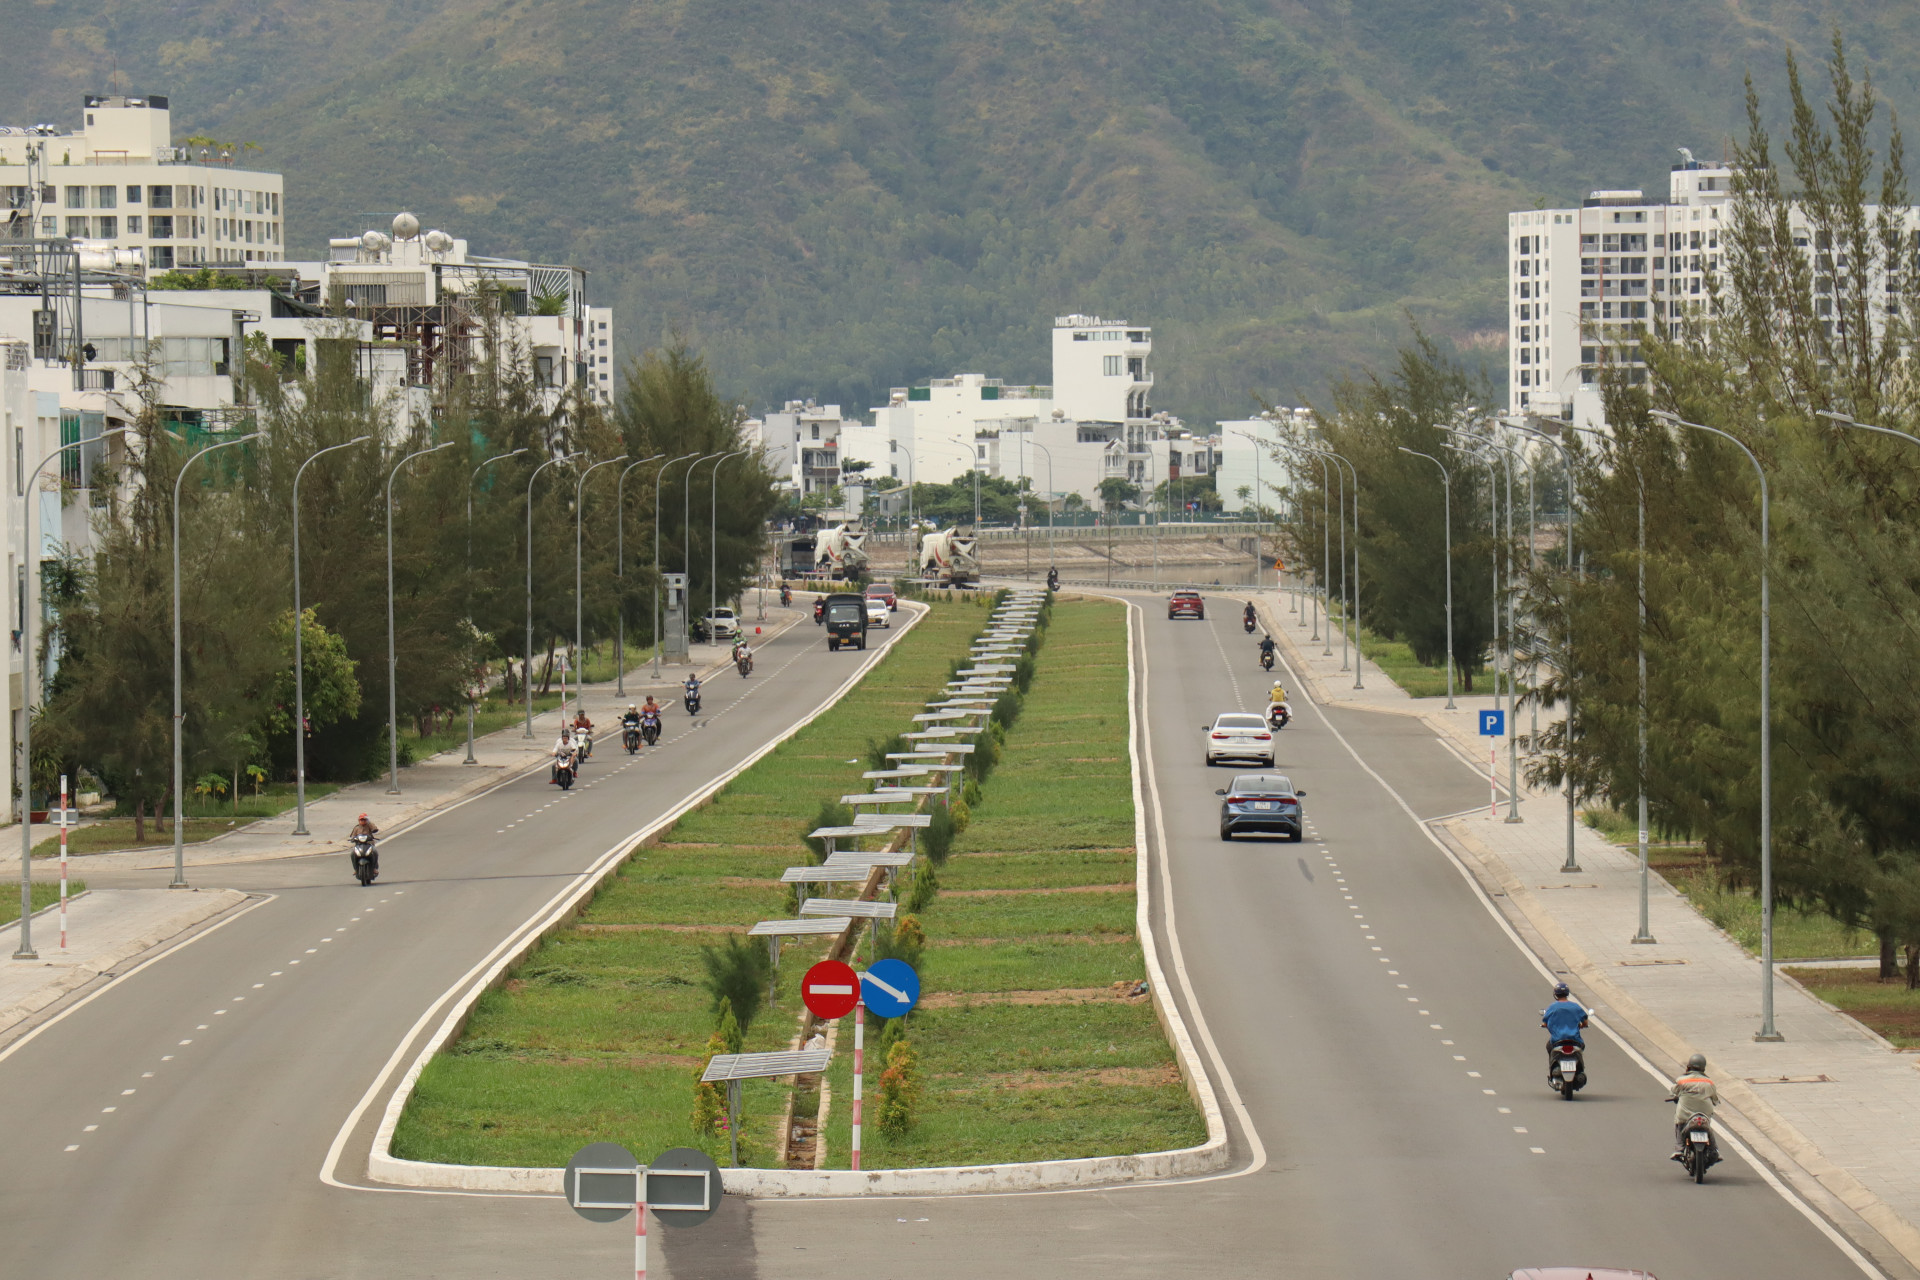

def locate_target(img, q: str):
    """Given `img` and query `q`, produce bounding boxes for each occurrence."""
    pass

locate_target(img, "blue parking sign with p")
[1479,709,1506,737]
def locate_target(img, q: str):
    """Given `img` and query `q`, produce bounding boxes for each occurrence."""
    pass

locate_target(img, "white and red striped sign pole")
[58,773,69,951]
[1489,746,1497,819]
[851,999,865,1171]
[634,1174,647,1280]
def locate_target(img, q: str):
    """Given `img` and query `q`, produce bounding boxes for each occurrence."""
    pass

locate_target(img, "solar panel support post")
[726,1080,742,1167]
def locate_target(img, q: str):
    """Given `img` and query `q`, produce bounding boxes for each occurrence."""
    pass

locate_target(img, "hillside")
[8,1,1920,420]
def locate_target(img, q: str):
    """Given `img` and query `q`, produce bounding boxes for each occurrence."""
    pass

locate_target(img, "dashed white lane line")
[64,1144,78,1152]
[120,1089,134,1096]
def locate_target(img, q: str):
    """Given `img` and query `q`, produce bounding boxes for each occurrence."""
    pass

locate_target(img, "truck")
[814,522,870,582]
[917,525,980,587]
[821,592,869,651]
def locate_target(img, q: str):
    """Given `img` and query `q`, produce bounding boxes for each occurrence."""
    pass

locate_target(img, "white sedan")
[1203,712,1275,767]
[864,597,891,628]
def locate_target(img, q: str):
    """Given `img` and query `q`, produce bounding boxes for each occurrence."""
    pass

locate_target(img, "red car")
[865,580,898,612]
[1167,590,1205,620]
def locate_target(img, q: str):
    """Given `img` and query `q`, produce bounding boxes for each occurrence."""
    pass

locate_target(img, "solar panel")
[808,825,882,838]
[780,866,871,883]
[852,814,933,830]
[800,898,897,919]
[862,767,933,779]
[826,850,917,867]
[701,1049,833,1083]
[748,917,852,937]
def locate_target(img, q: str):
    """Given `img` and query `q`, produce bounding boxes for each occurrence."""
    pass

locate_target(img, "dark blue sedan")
[1216,774,1306,842]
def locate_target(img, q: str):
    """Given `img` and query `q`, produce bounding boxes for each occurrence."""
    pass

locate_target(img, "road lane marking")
[64,1144,78,1152]
[1530,1147,1546,1154]
[120,1089,134,1095]
[84,1124,97,1131]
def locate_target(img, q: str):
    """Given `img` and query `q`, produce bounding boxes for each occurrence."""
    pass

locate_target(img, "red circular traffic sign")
[801,959,860,1019]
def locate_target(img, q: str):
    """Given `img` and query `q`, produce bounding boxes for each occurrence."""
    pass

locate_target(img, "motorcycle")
[813,598,826,625]
[736,650,754,677]
[572,730,593,764]
[684,686,703,715]
[349,832,379,886]
[1046,568,1059,591]
[1266,702,1292,731]
[1549,1040,1586,1100]
[622,722,641,754]
[1677,1113,1719,1183]
[1259,648,1276,672]
[552,753,576,790]
[780,584,793,607]
[1243,613,1257,634]
[640,710,662,746]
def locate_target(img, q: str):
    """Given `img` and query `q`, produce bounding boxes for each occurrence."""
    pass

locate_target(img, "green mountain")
[8,2,1920,420]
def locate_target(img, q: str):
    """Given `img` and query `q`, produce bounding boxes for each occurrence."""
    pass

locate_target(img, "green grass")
[1576,811,1876,961]
[1338,618,1486,698]
[1782,967,1920,1049]
[817,599,1206,1168]
[1,879,87,926]
[392,595,993,1169]
[32,783,344,858]
[403,692,569,762]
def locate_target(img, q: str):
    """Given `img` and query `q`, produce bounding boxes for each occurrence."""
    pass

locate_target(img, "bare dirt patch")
[943,1064,1181,1092]
[942,883,1134,898]
[920,982,1149,1008]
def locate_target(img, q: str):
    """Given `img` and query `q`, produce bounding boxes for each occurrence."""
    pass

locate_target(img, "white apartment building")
[1,95,286,273]
[1216,410,1312,514]
[1051,313,1152,421]
[1508,158,1748,428]
[759,400,847,495]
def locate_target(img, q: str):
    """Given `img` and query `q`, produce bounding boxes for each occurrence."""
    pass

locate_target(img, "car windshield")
[1230,775,1293,796]
[826,604,863,622]
[1214,715,1266,730]
[1173,592,1200,599]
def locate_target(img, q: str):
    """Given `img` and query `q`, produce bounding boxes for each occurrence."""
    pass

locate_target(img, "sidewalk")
[1259,587,1920,1272]
[0,604,808,879]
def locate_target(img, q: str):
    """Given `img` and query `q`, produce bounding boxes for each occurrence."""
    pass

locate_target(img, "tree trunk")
[132,797,146,844]
[1906,943,1919,992]
[1879,928,1898,982]
[537,637,556,695]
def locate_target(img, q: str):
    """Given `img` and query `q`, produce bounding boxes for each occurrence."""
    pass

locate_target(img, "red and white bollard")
[58,773,69,951]
[634,1181,647,1280]
[851,1000,865,1171]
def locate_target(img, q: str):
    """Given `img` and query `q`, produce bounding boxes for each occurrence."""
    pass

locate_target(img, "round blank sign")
[648,1146,724,1228]
[564,1141,638,1224]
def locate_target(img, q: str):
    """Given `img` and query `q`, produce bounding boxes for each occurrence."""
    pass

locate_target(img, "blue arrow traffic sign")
[1479,709,1506,737]
[860,959,920,1018]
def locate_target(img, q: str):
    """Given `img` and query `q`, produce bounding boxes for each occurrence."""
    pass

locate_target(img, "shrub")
[691,1027,728,1134]
[865,732,906,772]
[874,912,926,969]
[803,799,853,863]
[716,996,744,1054]
[876,1040,922,1137]
[1011,653,1037,695]
[698,936,771,1030]
[923,803,955,865]
[905,861,938,915]
[990,692,1021,732]
[962,777,983,808]
[948,796,970,832]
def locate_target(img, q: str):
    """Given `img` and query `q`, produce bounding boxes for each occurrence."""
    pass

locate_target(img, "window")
[65,216,89,237]
[93,185,116,209]
[127,216,141,235]
[535,356,555,386]
[39,216,55,237]
[148,215,173,239]
[127,185,142,204]
[94,216,116,238]
[1102,355,1122,376]
[150,185,173,209]
[65,186,86,209]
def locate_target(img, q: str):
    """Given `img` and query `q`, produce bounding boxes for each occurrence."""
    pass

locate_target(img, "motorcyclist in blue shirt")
[1541,982,1589,1068]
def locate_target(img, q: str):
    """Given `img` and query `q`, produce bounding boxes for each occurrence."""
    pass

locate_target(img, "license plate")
[1689,1132,1710,1144]
[1559,1060,1577,1074]
[1253,801,1275,810]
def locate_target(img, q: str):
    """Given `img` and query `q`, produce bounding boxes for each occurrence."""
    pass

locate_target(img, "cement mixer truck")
[917,525,980,587]
[814,522,870,582]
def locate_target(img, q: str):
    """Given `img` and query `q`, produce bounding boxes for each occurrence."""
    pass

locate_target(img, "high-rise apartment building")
[1507,158,1737,427]
[1,95,286,272]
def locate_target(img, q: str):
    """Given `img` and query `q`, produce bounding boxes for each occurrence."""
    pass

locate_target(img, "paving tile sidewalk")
[0,606,807,879]
[1258,587,1920,1272]
[1,888,250,1037]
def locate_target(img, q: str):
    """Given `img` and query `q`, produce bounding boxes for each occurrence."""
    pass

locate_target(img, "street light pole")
[385,440,457,794]
[575,455,628,718]
[1506,417,1580,869]
[653,454,699,679]
[465,448,528,764]
[171,429,261,889]
[291,436,372,837]
[1029,440,1054,570]
[1652,410,1778,1042]
[709,450,748,644]
[525,452,581,738]
[683,452,726,647]
[615,455,664,697]
[1400,448,1456,709]
[1313,446,1362,685]
[16,428,131,957]
[1277,442,1330,646]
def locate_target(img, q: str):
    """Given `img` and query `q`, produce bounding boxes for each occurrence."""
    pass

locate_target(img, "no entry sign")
[802,959,860,1019]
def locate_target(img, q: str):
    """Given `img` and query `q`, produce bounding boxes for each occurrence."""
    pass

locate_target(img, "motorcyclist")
[1257,633,1277,668]
[1266,679,1291,727]
[1541,981,1589,1069]
[349,812,380,877]
[734,638,753,673]
[780,582,793,607]
[1243,600,1257,627]
[642,694,661,718]
[570,709,594,762]
[1667,1053,1720,1161]
[621,703,642,748]
[551,726,576,779]
[1046,567,1060,591]
[1268,680,1289,707]
[684,674,702,710]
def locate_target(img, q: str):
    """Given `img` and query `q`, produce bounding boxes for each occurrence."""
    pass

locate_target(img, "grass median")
[390,596,991,1169]
[1,879,88,927]
[817,597,1207,1168]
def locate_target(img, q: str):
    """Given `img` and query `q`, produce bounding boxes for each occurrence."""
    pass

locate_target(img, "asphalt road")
[0,607,915,1279]
[0,591,1900,1280]
[737,594,1899,1280]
